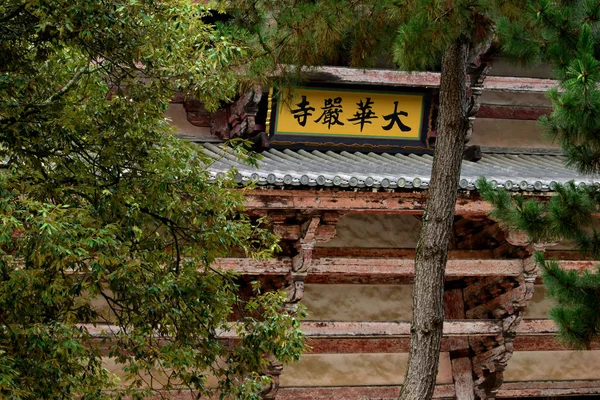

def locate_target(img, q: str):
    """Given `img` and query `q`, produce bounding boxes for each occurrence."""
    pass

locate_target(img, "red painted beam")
[497,380,600,398]
[245,190,496,216]
[302,66,557,93]
[313,248,501,259]
[476,104,551,120]
[213,257,525,276]
[306,334,600,354]
[277,385,455,399]
[513,335,600,351]
[213,256,596,277]
[83,319,556,339]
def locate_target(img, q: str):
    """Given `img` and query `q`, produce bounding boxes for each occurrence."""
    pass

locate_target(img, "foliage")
[479,2,600,349]
[497,5,600,174]
[0,1,305,398]
[221,0,514,76]
[480,178,600,348]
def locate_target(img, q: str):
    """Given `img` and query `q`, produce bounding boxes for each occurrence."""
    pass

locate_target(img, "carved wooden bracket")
[466,50,492,144]
[212,88,263,139]
[182,88,264,140]
[467,238,554,399]
[261,212,342,399]
[272,211,343,308]
[260,358,283,400]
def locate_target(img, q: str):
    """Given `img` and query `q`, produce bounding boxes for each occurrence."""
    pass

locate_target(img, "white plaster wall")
[480,90,550,107]
[470,118,559,149]
[505,351,600,381]
[280,353,452,387]
[303,284,413,321]
[524,284,552,319]
[318,214,421,249]
[164,104,212,138]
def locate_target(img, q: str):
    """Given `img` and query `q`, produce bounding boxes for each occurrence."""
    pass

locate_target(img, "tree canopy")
[0,1,304,398]
[480,2,600,349]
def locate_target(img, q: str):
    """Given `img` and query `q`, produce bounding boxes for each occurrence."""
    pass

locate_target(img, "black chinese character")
[347,97,378,132]
[290,95,315,127]
[382,101,411,132]
[314,97,345,129]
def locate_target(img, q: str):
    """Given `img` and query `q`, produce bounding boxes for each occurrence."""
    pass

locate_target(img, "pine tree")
[479,2,600,349]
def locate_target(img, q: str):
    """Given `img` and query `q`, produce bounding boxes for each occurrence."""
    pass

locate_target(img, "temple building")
[166,61,600,399]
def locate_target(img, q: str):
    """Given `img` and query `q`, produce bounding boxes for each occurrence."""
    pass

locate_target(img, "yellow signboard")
[273,87,426,140]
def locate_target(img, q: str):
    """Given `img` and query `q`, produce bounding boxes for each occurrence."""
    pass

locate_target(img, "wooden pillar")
[444,287,475,400]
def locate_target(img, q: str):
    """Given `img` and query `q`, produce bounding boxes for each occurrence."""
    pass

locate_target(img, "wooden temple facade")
[165,64,600,399]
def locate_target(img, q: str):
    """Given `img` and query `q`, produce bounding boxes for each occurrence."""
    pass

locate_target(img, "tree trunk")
[398,40,470,400]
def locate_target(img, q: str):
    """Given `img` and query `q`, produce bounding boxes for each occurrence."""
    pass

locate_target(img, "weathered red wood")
[129,381,600,399]
[306,338,418,353]
[513,335,600,351]
[313,248,597,261]
[515,319,558,334]
[301,320,503,337]
[497,380,600,398]
[311,258,524,277]
[444,289,475,400]
[212,258,290,274]
[213,257,525,276]
[305,275,416,284]
[466,285,526,319]
[276,385,456,400]
[306,334,599,354]
[245,190,497,216]
[544,250,596,260]
[83,320,509,338]
[302,66,557,93]
[476,104,551,120]
[557,259,600,272]
[90,333,591,356]
[314,248,500,259]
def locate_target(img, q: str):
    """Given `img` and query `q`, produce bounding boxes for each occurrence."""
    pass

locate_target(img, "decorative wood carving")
[260,358,283,400]
[261,211,342,399]
[465,238,553,399]
[211,88,263,139]
[465,53,492,144]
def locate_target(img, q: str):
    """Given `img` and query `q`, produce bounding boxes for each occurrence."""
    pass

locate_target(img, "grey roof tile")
[201,143,597,192]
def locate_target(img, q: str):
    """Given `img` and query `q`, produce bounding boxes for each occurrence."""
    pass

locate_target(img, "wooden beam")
[513,335,600,351]
[306,333,599,354]
[214,257,525,276]
[245,190,497,216]
[301,320,502,337]
[497,380,600,398]
[444,289,475,400]
[305,275,416,284]
[306,338,417,354]
[476,104,551,120]
[213,257,597,278]
[516,319,558,335]
[121,385,455,400]
[313,248,498,259]
[84,319,556,339]
[302,66,557,93]
[276,385,456,400]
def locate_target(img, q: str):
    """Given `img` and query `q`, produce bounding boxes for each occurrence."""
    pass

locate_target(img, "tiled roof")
[200,143,596,192]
